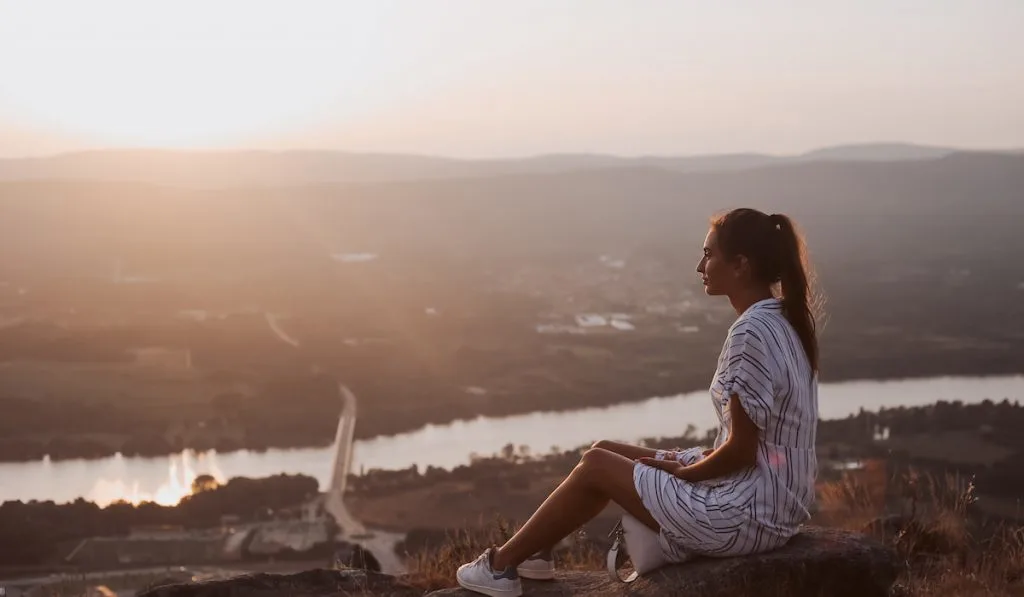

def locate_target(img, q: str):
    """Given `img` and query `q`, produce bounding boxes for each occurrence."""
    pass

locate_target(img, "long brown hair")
[712,208,823,374]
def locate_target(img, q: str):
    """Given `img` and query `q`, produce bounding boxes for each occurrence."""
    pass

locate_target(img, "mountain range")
[0,143,1006,188]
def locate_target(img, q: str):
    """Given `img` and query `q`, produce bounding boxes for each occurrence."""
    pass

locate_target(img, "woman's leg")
[591,439,660,461]
[490,447,660,572]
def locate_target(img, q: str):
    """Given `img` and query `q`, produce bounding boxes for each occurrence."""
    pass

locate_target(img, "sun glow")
[88,450,226,507]
[0,0,378,148]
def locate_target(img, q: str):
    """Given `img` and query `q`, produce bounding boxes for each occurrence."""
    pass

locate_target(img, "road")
[325,384,407,575]
[264,312,300,347]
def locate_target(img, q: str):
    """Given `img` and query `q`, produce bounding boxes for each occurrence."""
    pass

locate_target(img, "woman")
[456,208,822,597]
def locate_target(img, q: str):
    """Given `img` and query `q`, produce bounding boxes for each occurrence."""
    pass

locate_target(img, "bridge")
[322,383,406,575]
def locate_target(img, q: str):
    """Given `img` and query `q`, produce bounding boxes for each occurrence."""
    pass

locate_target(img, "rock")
[429,527,899,597]
[137,569,420,597]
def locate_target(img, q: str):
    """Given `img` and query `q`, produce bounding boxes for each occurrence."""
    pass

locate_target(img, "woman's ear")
[733,254,750,279]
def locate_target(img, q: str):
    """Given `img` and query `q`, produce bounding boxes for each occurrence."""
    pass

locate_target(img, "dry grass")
[401,517,514,592]
[819,468,1024,596]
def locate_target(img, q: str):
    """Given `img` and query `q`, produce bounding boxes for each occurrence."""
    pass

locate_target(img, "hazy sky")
[1,0,1021,158]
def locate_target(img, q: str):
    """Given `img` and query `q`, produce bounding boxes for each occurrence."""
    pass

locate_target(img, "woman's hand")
[636,457,690,481]
[637,397,758,484]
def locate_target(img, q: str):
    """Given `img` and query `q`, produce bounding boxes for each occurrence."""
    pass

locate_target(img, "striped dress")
[633,297,818,561]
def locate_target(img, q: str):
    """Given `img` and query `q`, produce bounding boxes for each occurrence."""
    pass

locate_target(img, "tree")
[191,474,219,494]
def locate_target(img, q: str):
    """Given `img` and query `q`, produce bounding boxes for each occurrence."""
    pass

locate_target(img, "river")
[2,374,1022,506]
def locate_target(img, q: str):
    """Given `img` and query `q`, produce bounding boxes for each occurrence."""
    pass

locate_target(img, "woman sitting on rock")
[456,208,823,597]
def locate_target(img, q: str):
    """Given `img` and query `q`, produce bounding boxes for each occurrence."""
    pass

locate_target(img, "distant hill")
[0,143,1002,188]
[794,143,958,162]
[0,152,1021,275]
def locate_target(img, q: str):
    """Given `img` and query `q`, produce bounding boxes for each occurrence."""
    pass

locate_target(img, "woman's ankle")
[489,546,512,572]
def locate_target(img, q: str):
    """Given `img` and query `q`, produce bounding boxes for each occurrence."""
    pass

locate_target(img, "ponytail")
[713,208,823,375]
[769,214,821,374]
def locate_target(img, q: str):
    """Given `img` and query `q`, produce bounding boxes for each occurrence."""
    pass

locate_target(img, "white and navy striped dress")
[633,297,818,561]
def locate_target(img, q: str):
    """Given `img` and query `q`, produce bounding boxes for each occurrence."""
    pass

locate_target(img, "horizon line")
[3,140,1023,163]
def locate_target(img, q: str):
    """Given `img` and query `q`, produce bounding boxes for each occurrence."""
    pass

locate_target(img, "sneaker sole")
[517,568,555,581]
[455,578,523,597]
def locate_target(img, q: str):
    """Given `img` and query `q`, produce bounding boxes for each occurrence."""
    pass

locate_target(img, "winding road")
[264,313,300,347]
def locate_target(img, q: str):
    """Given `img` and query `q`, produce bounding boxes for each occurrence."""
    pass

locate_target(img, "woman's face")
[696,227,737,296]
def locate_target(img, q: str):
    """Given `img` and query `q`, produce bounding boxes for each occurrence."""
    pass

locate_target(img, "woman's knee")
[579,447,628,479]
[577,448,644,501]
[580,446,605,465]
[591,439,613,451]
[576,446,609,474]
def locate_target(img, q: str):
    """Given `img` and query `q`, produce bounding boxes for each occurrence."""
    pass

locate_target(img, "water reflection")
[87,451,228,506]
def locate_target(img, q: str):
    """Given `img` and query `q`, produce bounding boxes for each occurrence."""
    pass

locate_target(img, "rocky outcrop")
[431,527,899,597]
[138,527,898,597]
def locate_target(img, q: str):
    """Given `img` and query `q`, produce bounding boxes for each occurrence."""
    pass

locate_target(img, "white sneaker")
[456,548,523,597]
[517,548,555,580]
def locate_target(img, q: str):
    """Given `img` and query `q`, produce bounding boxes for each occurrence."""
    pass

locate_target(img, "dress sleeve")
[720,321,776,432]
